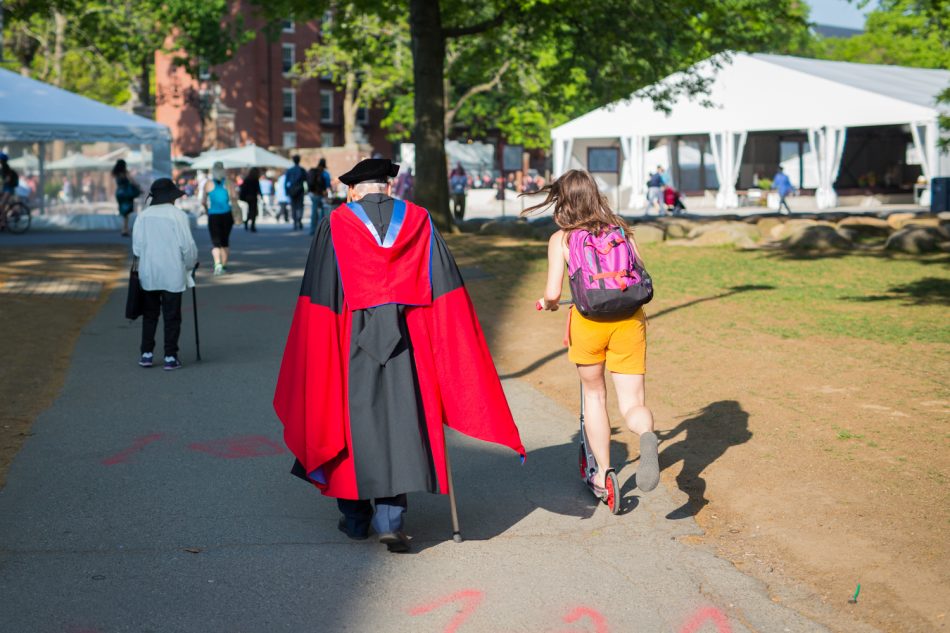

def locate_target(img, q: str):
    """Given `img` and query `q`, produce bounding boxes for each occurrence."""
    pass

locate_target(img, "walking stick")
[192,263,201,361]
[443,434,463,543]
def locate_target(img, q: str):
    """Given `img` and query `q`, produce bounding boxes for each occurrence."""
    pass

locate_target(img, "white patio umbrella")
[8,153,39,171]
[191,144,293,170]
[46,153,112,171]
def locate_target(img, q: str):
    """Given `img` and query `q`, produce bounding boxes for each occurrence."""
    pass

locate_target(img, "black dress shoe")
[378,531,411,553]
[337,518,369,541]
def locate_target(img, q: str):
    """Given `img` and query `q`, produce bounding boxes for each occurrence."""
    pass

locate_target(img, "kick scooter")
[537,299,622,514]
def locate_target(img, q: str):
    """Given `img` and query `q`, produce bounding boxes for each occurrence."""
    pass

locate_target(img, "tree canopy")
[260,0,809,228]
[805,0,949,69]
[2,0,251,110]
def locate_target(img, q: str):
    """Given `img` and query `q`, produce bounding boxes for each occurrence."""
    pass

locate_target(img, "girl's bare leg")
[611,372,659,492]
[611,373,654,434]
[577,362,610,488]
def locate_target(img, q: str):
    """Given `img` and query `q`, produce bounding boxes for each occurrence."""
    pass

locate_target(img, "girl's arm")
[542,230,566,310]
[628,232,645,266]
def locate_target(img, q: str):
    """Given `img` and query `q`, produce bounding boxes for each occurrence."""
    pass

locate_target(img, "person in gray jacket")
[132,179,198,370]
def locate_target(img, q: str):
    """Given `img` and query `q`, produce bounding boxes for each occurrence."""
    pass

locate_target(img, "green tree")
[296,4,411,148]
[811,0,949,68]
[259,0,807,230]
[3,0,251,112]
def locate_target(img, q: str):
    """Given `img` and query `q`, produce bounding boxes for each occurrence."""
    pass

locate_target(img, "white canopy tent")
[552,53,949,210]
[46,153,113,171]
[190,144,293,170]
[0,68,172,212]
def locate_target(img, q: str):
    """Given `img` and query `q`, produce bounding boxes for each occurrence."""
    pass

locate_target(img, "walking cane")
[191,263,201,361]
[443,434,463,543]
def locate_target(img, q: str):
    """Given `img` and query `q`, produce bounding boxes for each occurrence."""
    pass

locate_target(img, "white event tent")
[0,68,172,211]
[551,53,949,210]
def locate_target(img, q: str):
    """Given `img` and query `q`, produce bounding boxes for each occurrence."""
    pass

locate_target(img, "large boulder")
[458,218,490,234]
[884,227,940,254]
[885,212,917,230]
[903,219,950,240]
[688,221,760,241]
[755,216,785,237]
[785,225,853,251]
[530,217,560,240]
[770,219,828,242]
[479,219,536,239]
[837,216,891,239]
[631,224,665,244]
[662,220,697,239]
[687,221,760,248]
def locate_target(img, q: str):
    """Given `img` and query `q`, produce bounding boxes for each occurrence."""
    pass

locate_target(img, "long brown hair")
[521,169,627,235]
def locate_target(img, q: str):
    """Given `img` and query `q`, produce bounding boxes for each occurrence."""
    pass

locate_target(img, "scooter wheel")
[578,443,588,481]
[605,470,621,515]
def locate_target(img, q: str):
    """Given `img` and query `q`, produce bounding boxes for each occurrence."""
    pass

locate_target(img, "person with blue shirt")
[772,166,794,215]
[201,161,239,275]
[307,158,332,235]
[284,155,308,231]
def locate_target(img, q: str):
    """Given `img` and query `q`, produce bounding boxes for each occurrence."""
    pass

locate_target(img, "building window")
[283,132,297,149]
[321,132,335,148]
[282,20,294,33]
[320,90,334,123]
[282,89,296,121]
[282,44,295,75]
[356,107,368,124]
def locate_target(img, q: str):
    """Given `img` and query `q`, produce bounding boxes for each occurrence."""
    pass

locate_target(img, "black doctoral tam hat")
[149,177,185,203]
[339,158,400,186]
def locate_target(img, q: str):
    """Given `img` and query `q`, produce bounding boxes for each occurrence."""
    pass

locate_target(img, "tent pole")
[38,141,46,216]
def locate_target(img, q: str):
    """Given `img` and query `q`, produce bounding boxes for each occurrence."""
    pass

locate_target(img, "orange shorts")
[567,307,647,374]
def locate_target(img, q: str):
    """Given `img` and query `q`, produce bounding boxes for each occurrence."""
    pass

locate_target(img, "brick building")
[155,3,392,158]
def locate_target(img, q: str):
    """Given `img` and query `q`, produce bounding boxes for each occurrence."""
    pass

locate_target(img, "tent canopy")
[46,153,113,171]
[0,68,172,178]
[553,53,948,140]
[190,144,293,170]
[552,53,949,209]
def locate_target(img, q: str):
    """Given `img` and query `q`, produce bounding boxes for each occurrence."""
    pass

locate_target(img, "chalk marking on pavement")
[679,606,732,633]
[558,606,610,633]
[100,434,165,465]
[408,589,485,633]
[187,435,287,459]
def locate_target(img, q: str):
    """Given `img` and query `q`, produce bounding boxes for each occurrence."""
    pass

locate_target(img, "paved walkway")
[0,227,829,632]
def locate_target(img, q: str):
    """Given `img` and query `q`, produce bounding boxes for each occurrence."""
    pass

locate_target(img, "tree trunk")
[51,10,66,87]
[140,56,151,107]
[342,70,358,148]
[409,0,451,231]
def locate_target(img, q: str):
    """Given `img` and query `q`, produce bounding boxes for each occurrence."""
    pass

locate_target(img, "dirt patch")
[0,245,126,488]
[447,235,950,633]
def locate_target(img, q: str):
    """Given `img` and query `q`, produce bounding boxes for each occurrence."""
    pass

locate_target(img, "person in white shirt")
[132,178,199,371]
[275,172,290,223]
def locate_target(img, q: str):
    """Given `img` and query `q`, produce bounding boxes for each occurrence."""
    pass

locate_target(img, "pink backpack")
[567,226,654,318]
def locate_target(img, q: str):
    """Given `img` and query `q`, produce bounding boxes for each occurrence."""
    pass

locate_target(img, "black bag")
[285,170,305,199]
[125,264,144,320]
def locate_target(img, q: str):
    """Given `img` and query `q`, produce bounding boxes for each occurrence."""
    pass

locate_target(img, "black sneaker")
[378,531,412,553]
[138,353,154,368]
[163,356,182,371]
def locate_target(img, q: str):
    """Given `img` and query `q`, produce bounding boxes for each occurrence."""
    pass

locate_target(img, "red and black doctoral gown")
[273,194,525,500]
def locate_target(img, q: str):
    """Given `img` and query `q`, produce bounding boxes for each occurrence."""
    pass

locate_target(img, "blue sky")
[807,0,879,28]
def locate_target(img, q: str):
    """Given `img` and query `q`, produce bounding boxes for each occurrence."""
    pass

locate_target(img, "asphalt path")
[0,225,829,632]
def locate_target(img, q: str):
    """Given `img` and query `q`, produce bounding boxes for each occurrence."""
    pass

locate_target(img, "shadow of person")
[654,400,752,520]
[406,428,633,552]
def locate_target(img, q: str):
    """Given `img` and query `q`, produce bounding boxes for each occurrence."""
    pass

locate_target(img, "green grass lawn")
[640,245,950,345]
[450,236,950,346]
